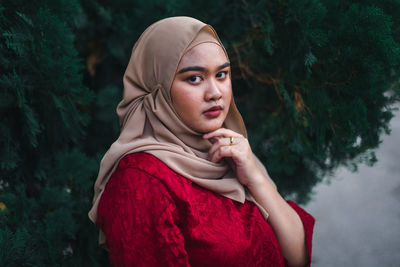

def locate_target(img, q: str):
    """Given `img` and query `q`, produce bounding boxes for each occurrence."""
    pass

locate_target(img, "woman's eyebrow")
[216,62,230,71]
[177,62,230,74]
[177,66,206,74]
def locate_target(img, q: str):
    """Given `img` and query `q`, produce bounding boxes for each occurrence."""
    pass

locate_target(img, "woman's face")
[171,42,232,134]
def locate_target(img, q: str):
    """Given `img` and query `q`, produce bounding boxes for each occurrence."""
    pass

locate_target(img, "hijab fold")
[89,17,271,244]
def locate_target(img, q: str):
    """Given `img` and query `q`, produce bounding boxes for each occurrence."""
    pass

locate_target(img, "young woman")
[89,16,314,267]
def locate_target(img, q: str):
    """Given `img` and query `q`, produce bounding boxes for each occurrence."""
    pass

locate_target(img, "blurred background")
[306,102,400,266]
[1,0,399,266]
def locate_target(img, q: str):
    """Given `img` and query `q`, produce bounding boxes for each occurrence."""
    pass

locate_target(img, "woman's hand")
[203,128,265,188]
[204,128,308,267]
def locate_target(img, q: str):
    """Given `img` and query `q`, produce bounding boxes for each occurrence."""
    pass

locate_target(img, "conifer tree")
[78,0,400,203]
[0,1,107,265]
[1,0,399,265]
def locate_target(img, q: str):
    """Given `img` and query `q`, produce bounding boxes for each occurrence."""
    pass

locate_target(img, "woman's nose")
[205,78,222,102]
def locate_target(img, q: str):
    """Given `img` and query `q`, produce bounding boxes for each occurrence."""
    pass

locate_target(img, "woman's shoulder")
[118,152,165,170]
[115,152,192,186]
[118,151,160,165]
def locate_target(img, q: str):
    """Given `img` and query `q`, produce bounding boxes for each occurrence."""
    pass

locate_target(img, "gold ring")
[229,136,234,146]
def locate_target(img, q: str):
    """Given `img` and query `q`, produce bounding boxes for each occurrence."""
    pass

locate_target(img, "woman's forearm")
[203,129,309,266]
[247,173,308,267]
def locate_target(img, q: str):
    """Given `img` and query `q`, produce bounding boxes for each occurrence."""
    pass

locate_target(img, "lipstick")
[203,106,222,118]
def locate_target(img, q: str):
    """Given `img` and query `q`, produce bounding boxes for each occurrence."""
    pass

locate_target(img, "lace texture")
[97,153,315,266]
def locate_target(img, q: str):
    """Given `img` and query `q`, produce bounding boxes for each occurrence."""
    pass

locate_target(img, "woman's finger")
[203,128,242,139]
[210,145,235,163]
[208,135,242,156]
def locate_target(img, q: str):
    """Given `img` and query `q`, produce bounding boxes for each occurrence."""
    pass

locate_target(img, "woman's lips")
[203,106,222,118]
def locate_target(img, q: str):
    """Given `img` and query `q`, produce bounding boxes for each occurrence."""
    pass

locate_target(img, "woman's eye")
[187,75,202,83]
[216,71,227,79]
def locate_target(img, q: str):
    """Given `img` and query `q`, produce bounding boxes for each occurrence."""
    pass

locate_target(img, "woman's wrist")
[246,171,277,195]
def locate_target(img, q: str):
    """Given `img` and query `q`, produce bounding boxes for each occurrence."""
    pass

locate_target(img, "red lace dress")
[97,153,315,266]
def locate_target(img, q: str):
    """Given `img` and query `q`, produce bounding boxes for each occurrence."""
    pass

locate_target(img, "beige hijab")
[89,17,271,243]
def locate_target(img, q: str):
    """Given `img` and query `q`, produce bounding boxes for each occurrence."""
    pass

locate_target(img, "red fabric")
[97,153,315,267]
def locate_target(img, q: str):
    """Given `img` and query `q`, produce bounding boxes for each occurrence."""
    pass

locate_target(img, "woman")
[89,16,314,267]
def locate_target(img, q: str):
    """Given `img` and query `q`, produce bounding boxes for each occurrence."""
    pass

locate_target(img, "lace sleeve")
[97,167,190,267]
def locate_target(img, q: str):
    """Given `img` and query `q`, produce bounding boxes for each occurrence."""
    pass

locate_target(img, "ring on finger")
[229,136,234,146]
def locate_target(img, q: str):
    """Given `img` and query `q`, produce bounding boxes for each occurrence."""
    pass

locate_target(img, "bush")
[1,0,399,265]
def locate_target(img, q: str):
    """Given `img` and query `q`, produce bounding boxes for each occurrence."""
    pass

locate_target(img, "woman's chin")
[195,122,224,134]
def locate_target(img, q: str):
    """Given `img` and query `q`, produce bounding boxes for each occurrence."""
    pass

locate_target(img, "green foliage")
[77,0,400,203]
[0,0,107,266]
[217,0,400,201]
[0,227,36,266]
[1,0,399,265]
